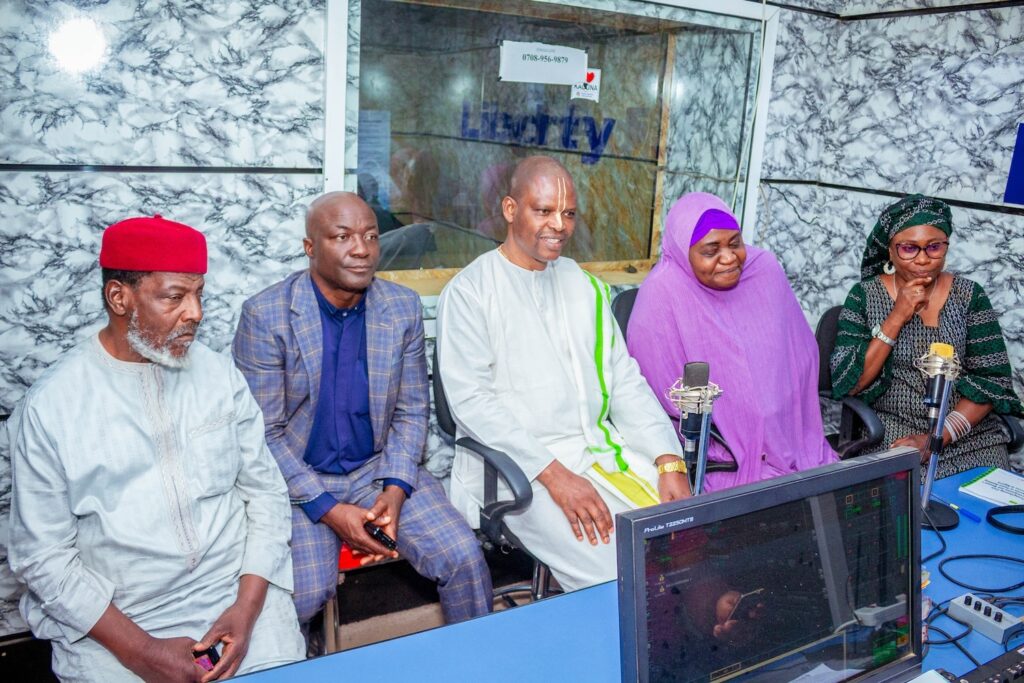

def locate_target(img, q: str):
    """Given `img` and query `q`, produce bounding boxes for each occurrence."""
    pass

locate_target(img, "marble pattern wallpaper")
[0,0,325,638]
[0,422,21,636]
[757,183,1024,391]
[1,0,324,168]
[0,171,318,412]
[762,7,1024,205]
[759,11,834,180]
[764,0,994,15]
[757,6,1024,469]
[663,25,762,222]
[344,0,362,176]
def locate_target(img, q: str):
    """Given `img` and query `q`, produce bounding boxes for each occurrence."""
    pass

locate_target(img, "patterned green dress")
[831,274,1023,479]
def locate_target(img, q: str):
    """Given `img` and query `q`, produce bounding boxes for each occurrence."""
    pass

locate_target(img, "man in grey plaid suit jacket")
[232,192,491,636]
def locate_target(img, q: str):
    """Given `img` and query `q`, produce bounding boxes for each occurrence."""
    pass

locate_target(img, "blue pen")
[931,494,981,522]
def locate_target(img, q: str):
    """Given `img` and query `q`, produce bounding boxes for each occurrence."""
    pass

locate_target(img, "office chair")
[816,305,1024,458]
[610,286,638,338]
[814,306,887,458]
[608,288,738,483]
[431,345,558,603]
[1003,415,1024,454]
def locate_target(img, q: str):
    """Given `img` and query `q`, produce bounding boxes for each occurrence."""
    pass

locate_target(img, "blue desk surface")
[919,470,1024,675]
[242,469,1023,682]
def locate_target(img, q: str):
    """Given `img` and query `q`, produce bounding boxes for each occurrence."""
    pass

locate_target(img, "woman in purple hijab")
[627,192,837,492]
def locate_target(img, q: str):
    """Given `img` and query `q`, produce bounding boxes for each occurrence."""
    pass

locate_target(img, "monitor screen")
[618,449,922,683]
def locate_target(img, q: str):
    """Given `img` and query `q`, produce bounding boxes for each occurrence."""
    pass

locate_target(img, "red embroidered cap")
[99,215,207,274]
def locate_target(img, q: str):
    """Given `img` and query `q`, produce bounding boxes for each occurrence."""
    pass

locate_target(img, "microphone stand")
[914,345,961,531]
[668,378,722,495]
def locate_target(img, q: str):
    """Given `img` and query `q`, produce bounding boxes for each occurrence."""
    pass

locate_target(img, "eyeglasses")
[894,241,949,260]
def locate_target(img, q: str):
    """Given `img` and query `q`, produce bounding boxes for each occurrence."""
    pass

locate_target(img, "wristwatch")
[657,459,687,475]
[871,324,896,347]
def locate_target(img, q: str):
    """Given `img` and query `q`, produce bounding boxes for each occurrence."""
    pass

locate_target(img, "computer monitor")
[617,449,922,683]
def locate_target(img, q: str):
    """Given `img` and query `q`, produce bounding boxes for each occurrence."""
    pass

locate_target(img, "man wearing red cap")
[7,216,304,682]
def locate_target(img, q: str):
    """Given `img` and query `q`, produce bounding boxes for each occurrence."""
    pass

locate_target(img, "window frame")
[323,0,780,294]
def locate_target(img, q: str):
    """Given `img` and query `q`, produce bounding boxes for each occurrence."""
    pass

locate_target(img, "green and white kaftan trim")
[583,273,659,506]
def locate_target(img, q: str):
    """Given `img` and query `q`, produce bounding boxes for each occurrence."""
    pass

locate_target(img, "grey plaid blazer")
[232,270,428,504]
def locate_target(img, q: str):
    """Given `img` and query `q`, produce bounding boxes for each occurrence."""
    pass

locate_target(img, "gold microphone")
[914,342,961,529]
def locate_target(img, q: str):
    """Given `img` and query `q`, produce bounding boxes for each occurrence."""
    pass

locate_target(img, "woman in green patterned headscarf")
[831,194,1022,478]
[860,194,953,279]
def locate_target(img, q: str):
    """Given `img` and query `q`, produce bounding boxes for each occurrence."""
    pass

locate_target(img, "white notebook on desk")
[958,467,1024,506]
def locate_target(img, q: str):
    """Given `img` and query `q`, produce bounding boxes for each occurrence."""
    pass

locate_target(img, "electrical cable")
[924,608,972,645]
[921,504,1024,666]
[921,508,947,563]
[937,554,1024,593]
[924,596,956,621]
[927,624,983,668]
[924,608,983,669]
[986,504,1024,535]
[832,619,860,635]
[1006,628,1024,652]
[992,599,1024,652]
[992,597,1024,609]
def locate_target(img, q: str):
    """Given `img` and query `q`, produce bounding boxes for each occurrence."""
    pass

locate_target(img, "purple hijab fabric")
[627,193,837,492]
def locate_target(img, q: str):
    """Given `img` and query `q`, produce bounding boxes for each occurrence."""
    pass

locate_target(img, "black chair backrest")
[432,343,457,437]
[1000,415,1024,454]
[611,287,639,337]
[814,305,843,395]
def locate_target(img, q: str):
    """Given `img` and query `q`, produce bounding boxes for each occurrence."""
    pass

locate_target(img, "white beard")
[127,311,195,370]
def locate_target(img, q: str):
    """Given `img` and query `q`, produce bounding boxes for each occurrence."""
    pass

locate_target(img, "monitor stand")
[921,499,959,531]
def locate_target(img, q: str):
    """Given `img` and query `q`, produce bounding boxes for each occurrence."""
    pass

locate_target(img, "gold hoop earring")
[883,261,896,275]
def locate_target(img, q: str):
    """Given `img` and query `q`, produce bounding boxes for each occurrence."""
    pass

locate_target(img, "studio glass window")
[345,0,767,285]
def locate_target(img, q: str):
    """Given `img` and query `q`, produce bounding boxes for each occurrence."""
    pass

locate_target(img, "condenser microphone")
[914,342,961,530]
[667,362,721,494]
[922,343,956,454]
[679,362,710,460]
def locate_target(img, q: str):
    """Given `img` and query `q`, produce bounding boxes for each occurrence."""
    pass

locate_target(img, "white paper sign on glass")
[357,110,391,208]
[498,41,587,85]
[571,68,601,102]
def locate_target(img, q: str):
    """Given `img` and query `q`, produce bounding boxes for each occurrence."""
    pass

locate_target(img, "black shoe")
[302,611,326,658]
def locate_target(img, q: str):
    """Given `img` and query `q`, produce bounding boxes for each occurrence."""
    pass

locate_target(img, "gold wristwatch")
[657,459,687,475]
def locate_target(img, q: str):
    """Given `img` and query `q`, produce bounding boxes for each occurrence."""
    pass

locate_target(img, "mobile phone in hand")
[193,645,220,672]
[727,588,765,621]
[363,521,397,551]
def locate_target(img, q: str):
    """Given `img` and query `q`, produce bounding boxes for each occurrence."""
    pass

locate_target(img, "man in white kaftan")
[437,157,690,591]
[7,216,304,682]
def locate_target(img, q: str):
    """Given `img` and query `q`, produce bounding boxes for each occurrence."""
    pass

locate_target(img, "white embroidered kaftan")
[437,250,681,590]
[7,335,304,681]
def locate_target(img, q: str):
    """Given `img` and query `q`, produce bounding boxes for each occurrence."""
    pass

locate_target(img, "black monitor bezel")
[617,448,922,683]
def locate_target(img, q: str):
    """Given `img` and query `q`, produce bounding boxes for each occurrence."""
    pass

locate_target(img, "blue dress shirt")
[300,278,412,522]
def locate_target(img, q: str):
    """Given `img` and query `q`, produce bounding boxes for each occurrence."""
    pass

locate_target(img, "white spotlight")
[48,17,107,74]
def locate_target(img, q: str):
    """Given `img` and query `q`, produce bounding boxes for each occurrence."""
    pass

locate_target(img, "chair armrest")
[837,397,886,459]
[997,414,1024,454]
[455,436,533,545]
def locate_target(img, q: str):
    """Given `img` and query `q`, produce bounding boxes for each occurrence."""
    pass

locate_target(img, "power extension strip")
[946,593,1024,645]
